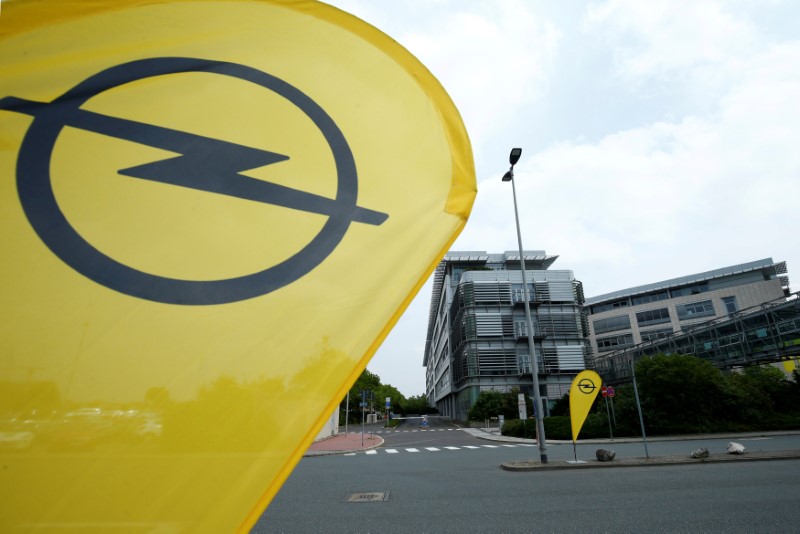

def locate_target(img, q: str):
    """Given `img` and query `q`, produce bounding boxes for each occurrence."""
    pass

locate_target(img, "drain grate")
[344,492,390,503]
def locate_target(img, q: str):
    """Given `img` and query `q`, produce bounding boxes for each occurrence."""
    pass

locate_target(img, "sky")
[324,0,800,398]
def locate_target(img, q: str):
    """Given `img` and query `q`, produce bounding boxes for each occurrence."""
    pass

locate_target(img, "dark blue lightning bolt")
[0,96,387,226]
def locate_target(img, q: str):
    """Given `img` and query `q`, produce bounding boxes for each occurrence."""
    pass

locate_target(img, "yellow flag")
[569,370,602,442]
[0,1,475,532]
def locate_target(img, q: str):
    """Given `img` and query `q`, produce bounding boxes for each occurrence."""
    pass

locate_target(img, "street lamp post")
[502,147,548,464]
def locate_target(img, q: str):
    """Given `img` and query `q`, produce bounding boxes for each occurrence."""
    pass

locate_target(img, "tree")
[405,394,435,415]
[468,389,528,421]
[468,391,505,421]
[636,353,732,433]
[340,369,407,423]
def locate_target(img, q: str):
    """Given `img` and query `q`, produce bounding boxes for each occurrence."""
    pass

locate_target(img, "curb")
[463,428,800,445]
[501,449,800,471]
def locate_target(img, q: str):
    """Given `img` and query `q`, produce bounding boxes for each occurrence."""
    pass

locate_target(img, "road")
[252,428,800,533]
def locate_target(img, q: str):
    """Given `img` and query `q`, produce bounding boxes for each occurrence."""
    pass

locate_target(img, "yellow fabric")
[0,1,476,531]
[569,370,602,442]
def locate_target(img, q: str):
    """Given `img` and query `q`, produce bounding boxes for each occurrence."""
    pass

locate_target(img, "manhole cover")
[344,492,390,503]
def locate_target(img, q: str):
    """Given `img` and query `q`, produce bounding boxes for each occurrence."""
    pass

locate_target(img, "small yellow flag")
[569,370,602,442]
[0,1,475,532]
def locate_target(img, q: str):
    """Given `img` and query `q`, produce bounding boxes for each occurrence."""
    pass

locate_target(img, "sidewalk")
[305,431,384,457]
[462,426,800,470]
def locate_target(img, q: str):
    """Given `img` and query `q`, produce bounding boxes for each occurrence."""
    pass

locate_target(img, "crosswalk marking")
[343,442,540,457]
[373,428,461,434]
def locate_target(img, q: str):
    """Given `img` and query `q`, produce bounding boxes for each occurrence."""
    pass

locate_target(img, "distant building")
[585,258,790,369]
[423,251,588,421]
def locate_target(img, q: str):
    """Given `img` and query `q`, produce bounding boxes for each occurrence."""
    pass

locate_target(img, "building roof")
[585,258,782,305]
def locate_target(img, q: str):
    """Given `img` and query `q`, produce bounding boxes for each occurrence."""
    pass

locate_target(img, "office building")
[585,258,790,368]
[423,251,588,420]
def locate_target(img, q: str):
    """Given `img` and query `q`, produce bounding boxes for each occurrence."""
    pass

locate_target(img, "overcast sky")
[325,0,800,397]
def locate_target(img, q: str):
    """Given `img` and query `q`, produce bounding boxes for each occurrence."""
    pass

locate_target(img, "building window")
[670,283,709,298]
[631,291,669,305]
[590,299,629,314]
[676,300,715,320]
[592,314,631,334]
[596,333,634,352]
[640,327,673,342]
[722,296,738,314]
[635,308,671,327]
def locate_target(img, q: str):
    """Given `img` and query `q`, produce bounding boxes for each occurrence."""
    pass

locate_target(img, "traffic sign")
[601,385,608,398]
[607,386,615,398]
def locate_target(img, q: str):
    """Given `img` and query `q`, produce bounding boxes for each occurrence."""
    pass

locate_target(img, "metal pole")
[610,395,617,427]
[509,171,548,464]
[361,390,365,447]
[629,360,649,458]
[345,391,349,436]
[604,395,613,439]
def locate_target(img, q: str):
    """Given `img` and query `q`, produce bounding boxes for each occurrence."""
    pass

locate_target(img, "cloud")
[585,0,758,80]
[327,0,561,157]
[458,39,800,296]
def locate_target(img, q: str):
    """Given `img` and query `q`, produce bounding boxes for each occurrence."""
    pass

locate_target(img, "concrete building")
[423,251,588,421]
[585,258,790,368]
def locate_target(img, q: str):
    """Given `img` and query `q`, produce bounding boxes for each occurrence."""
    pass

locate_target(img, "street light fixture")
[502,147,548,464]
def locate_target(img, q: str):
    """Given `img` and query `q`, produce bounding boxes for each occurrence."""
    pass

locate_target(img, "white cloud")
[459,39,800,298]
[585,0,758,80]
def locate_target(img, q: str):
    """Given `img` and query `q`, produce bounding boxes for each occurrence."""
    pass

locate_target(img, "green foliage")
[549,393,570,417]
[468,388,531,421]
[468,391,505,421]
[533,355,800,439]
[340,369,408,424]
[405,394,437,415]
[543,416,569,440]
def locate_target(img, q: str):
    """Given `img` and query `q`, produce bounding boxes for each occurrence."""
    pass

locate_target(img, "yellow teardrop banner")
[0,1,476,532]
[569,370,602,442]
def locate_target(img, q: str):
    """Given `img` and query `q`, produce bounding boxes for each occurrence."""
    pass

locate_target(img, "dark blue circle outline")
[17,57,359,305]
[578,378,597,394]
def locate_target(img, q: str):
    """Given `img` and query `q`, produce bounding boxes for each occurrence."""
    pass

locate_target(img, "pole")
[629,360,649,458]
[610,395,617,427]
[604,395,613,439]
[361,390,366,448]
[509,169,548,464]
[345,391,349,436]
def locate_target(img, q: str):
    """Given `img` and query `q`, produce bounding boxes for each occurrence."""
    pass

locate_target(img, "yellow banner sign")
[569,370,602,442]
[0,1,475,531]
